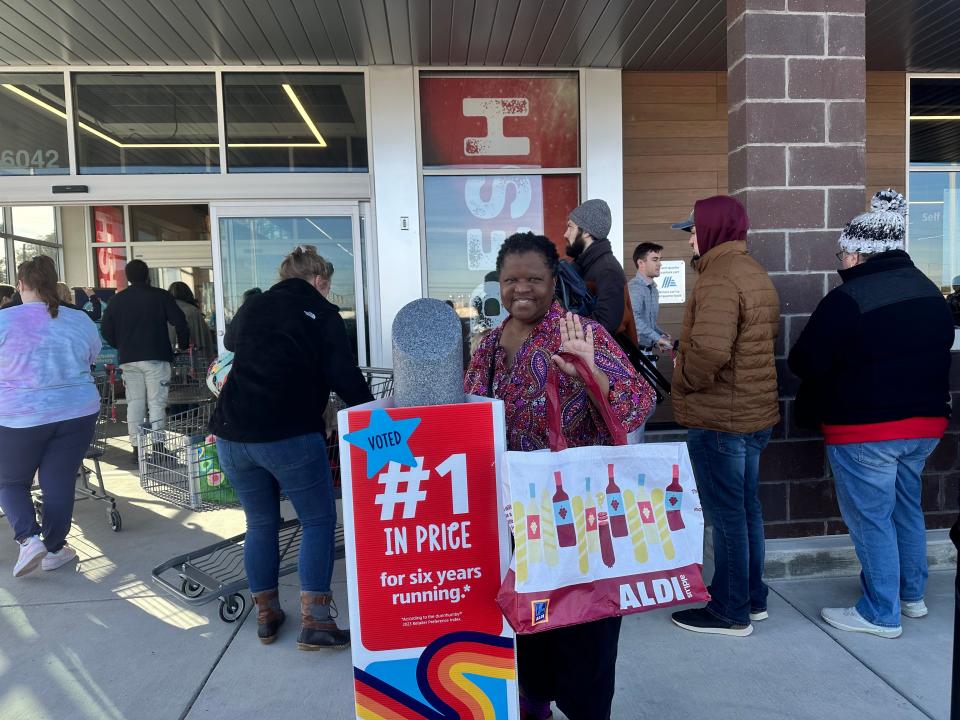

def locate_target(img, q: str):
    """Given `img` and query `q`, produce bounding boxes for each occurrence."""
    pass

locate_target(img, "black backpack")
[555,261,597,317]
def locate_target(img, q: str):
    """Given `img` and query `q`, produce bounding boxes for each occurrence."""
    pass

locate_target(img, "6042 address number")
[0,149,61,169]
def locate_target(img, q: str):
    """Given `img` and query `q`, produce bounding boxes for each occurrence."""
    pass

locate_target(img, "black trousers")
[517,615,622,720]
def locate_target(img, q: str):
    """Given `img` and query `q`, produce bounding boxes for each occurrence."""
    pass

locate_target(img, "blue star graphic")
[343,408,421,478]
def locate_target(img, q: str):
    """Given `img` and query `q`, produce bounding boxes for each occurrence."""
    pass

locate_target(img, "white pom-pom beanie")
[838,189,906,254]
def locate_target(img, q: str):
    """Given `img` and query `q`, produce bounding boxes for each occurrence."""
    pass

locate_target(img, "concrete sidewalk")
[1,443,955,720]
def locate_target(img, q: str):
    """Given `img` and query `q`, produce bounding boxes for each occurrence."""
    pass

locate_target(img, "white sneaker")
[42,544,77,571]
[901,600,928,618]
[13,535,47,577]
[821,606,902,638]
[750,609,769,622]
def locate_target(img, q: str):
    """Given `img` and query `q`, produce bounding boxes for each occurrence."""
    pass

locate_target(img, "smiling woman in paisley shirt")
[463,232,653,720]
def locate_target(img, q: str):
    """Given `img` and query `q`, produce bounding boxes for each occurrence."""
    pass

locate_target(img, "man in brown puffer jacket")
[668,195,780,638]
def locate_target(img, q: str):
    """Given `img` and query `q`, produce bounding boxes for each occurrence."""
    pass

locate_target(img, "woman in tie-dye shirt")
[0,256,100,578]
[463,232,653,720]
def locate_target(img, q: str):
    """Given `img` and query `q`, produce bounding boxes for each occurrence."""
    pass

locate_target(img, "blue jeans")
[827,439,938,628]
[216,433,336,594]
[686,427,773,625]
[0,413,97,553]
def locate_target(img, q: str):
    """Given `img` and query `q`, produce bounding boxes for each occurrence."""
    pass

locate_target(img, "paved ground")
[0,439,955,720]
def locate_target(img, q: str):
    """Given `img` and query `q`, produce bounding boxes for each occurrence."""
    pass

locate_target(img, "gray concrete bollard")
[392,298,465,407]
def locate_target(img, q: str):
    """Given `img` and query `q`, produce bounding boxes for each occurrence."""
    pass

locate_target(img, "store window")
[218,214,360,360]
[131,205,209,242]
[91,206,127,289]
[419,72,581,352]
[12,206,57,243]
[94,245,128,290]
[909,77,960,291]
[223,73,367,173]
[73,73,219,175]
[1,206,62,278]
[0,73,70,176]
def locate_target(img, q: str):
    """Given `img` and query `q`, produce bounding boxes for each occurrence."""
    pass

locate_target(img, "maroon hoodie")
[694,195,750,256]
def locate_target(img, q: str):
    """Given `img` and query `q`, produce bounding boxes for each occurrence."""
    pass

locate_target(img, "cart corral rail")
[145,367,393,622]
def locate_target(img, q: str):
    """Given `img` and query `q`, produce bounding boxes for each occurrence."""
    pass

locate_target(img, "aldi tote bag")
[496,353,709,634]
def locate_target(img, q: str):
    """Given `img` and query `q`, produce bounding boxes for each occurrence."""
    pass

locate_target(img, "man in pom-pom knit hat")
[789,189,954,638]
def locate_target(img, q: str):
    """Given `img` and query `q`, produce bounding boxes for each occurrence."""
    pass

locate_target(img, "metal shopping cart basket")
[167,347,216,411]
[146,367,394,622]
[29,371,123,532]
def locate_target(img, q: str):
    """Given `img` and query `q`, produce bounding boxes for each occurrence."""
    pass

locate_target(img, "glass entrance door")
[210,203,367,363]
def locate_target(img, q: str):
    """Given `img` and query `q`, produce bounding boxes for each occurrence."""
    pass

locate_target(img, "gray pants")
[121,360,171,447]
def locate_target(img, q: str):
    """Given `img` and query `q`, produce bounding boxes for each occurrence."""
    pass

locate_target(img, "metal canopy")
[0,0,955,71]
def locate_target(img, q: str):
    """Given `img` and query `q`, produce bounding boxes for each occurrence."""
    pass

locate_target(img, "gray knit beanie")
[569,199,612,241]
[838,189,906,255]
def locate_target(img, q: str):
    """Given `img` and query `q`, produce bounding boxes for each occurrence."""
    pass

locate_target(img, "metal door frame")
[209,201,368,363]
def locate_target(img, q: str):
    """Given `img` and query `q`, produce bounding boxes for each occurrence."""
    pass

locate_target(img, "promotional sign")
[339,397,518,720]
[419,74,579,169]
[501,442,707,632]
[420,73,581,348]
[654,260,686,304]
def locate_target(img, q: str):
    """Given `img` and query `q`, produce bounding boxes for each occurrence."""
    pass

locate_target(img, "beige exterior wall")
[866,72,907,200]
[60,206,89,288]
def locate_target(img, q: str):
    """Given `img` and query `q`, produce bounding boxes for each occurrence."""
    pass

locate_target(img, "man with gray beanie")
[789,189,953,639]
[564,198,625,335]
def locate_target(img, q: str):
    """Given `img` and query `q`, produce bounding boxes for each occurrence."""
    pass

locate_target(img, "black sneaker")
[131,447,139,466]
[671,607,753,636]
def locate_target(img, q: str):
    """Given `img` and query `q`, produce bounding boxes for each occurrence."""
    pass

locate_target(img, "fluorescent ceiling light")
[3,83,122,147]
[229,143,325,148]
[2,83,326,151]
[910,115,960,121]
[282,83,327,147]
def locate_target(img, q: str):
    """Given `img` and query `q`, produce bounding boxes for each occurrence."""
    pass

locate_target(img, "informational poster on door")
[654,260,686,303]
[339,396,518,720]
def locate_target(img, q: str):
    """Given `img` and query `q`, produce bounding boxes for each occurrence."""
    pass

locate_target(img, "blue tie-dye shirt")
[0,303,102,428]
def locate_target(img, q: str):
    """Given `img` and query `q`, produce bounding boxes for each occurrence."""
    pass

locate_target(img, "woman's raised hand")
[552,311,597,378]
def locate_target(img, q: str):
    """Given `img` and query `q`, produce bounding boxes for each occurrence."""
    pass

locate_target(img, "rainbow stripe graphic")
[354,632,516,720]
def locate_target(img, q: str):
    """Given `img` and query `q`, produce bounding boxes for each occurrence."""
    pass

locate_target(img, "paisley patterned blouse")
[464,301,653,451]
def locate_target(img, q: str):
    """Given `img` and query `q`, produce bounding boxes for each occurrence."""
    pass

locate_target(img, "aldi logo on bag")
[531,600,550,626]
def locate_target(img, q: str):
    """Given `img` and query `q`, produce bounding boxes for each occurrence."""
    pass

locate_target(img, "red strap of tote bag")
[544,351,628,451]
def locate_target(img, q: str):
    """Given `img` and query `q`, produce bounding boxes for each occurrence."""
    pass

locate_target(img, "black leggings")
[0,414,97,553]
[518,615,622,720]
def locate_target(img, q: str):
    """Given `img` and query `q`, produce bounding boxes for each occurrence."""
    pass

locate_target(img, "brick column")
[727,0,866,537]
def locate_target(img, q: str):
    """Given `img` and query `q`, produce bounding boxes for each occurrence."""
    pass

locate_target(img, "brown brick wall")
[621,66,956,538]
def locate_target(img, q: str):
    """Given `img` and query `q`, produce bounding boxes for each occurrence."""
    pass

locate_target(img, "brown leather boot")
[251,589,285,644]
[297,591,350,650]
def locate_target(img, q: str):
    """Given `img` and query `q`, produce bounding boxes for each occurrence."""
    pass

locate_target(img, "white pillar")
[368,67,424,366]
[582,69,625,266]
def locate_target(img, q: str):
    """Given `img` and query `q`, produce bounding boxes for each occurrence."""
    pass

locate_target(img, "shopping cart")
[30,372,123,532]
[147,367,394,622]
[167,347,216,410]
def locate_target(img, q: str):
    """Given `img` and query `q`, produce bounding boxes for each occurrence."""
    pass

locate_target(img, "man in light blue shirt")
[627,243,671,441]
[628,243,671,354]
